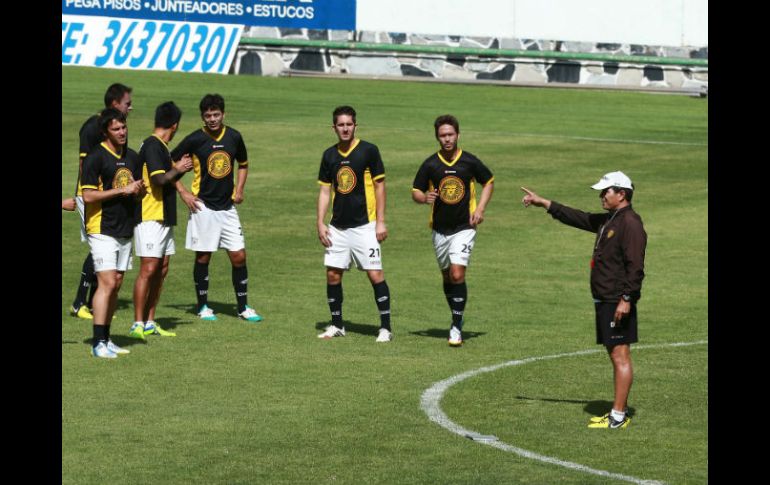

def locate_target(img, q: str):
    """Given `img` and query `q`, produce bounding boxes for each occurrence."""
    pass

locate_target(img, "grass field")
[61,66,707,484]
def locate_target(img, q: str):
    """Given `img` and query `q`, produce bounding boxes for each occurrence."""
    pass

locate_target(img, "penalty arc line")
[420,340,708,485]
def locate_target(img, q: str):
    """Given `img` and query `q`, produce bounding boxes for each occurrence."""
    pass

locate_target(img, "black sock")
[86,277,98,309]
[442,281,452,309]
[446,282,467,329]
[105,323,111,341]
[232,265,248,313]
[327,283,343,325]
[73,253,94,309]
[93,325,107,347]
[372,281,391,331]
[193,261,210,309]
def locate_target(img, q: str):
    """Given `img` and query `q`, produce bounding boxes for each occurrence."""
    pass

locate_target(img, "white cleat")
[92,342,118,359]
[106,339,130,354]
[448,326,463,347]
[376,328,393,343]
[318,325,345,339]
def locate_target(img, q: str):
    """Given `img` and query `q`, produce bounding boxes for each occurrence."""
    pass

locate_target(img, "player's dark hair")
[434,114,460,138]
[98,108,126,135]
[200,94,225,114]
[333,106,356,124]
[613,186,634,202]
[103,83,132,108]
[155,101,182,129]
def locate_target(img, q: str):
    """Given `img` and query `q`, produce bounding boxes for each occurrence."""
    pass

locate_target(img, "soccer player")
[70,83,133,320]
[521,172,647,429]
[80,108,145,358]
[316,105,393,342]
[129,102,194,340]
[173,94,263,322]
[412,114,495,347]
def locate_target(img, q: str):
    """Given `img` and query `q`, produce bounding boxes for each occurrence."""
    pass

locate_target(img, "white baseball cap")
[591,171,634,190]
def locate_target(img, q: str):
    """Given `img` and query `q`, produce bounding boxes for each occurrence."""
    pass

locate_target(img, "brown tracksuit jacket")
[547,202,647,302]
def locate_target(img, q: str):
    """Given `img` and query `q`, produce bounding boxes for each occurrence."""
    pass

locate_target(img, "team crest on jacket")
[207,151,232,179]
[439,176,465,204]
[336,166,357,194]
[113,167,134,188]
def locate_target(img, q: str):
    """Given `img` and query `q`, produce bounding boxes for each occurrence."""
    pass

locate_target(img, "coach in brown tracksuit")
[521,171,647,429]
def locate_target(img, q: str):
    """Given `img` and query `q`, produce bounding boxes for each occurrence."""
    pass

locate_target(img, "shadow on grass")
[154,316,192,330]
[73,315,189,349]
[314,320,380,336]
[113,298,132,311]
[409,328,486,342]
[80,334,148,349]
[514,396,635,418]
[76,320,187,349]
[166,300,241,319]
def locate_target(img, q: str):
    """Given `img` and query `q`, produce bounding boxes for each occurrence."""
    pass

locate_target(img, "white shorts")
[324,221,383,271]
[134,221,176,258]
[432,228,476,270]
[185,202,245,252]
[88,234,134,273]
[76,195,87,243]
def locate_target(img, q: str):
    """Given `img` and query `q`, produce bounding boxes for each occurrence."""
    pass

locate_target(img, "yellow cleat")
[143,321,176,337]
[589,408,629,423]
[587,415,630,429]
[70,305,94,320]
[589,413,610,423]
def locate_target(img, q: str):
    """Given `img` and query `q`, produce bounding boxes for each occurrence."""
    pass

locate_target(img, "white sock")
[610,408,626,421]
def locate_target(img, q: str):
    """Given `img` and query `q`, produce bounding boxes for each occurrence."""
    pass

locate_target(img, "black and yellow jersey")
[412,149,494,235]
[134,135,177,226]
[170,125,247,211]
[75,114,101,196]
[81,142,141,238]
[318,138,385,229]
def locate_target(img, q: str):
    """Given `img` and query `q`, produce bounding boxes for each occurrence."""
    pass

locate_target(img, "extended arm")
[520,186,552,210]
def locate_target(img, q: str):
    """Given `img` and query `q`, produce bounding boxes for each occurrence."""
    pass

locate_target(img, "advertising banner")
[62,15,242,74]
[62,0,357,31]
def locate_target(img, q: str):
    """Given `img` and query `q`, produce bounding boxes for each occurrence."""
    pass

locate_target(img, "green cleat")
[197,305,217,321]
[128,322,146,340]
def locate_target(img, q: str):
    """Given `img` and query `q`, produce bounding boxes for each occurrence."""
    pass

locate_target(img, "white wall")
[356,0,708,47]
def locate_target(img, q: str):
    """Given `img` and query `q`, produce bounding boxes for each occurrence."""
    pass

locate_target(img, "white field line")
[248,120,707,148]
[420,340,708,485]
[504,132,707,147]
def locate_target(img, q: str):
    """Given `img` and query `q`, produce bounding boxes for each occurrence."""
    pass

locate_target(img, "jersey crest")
[207,150,232,179]
[113,167,134,188]
[336,166,357,194]
[439,175,465,205]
